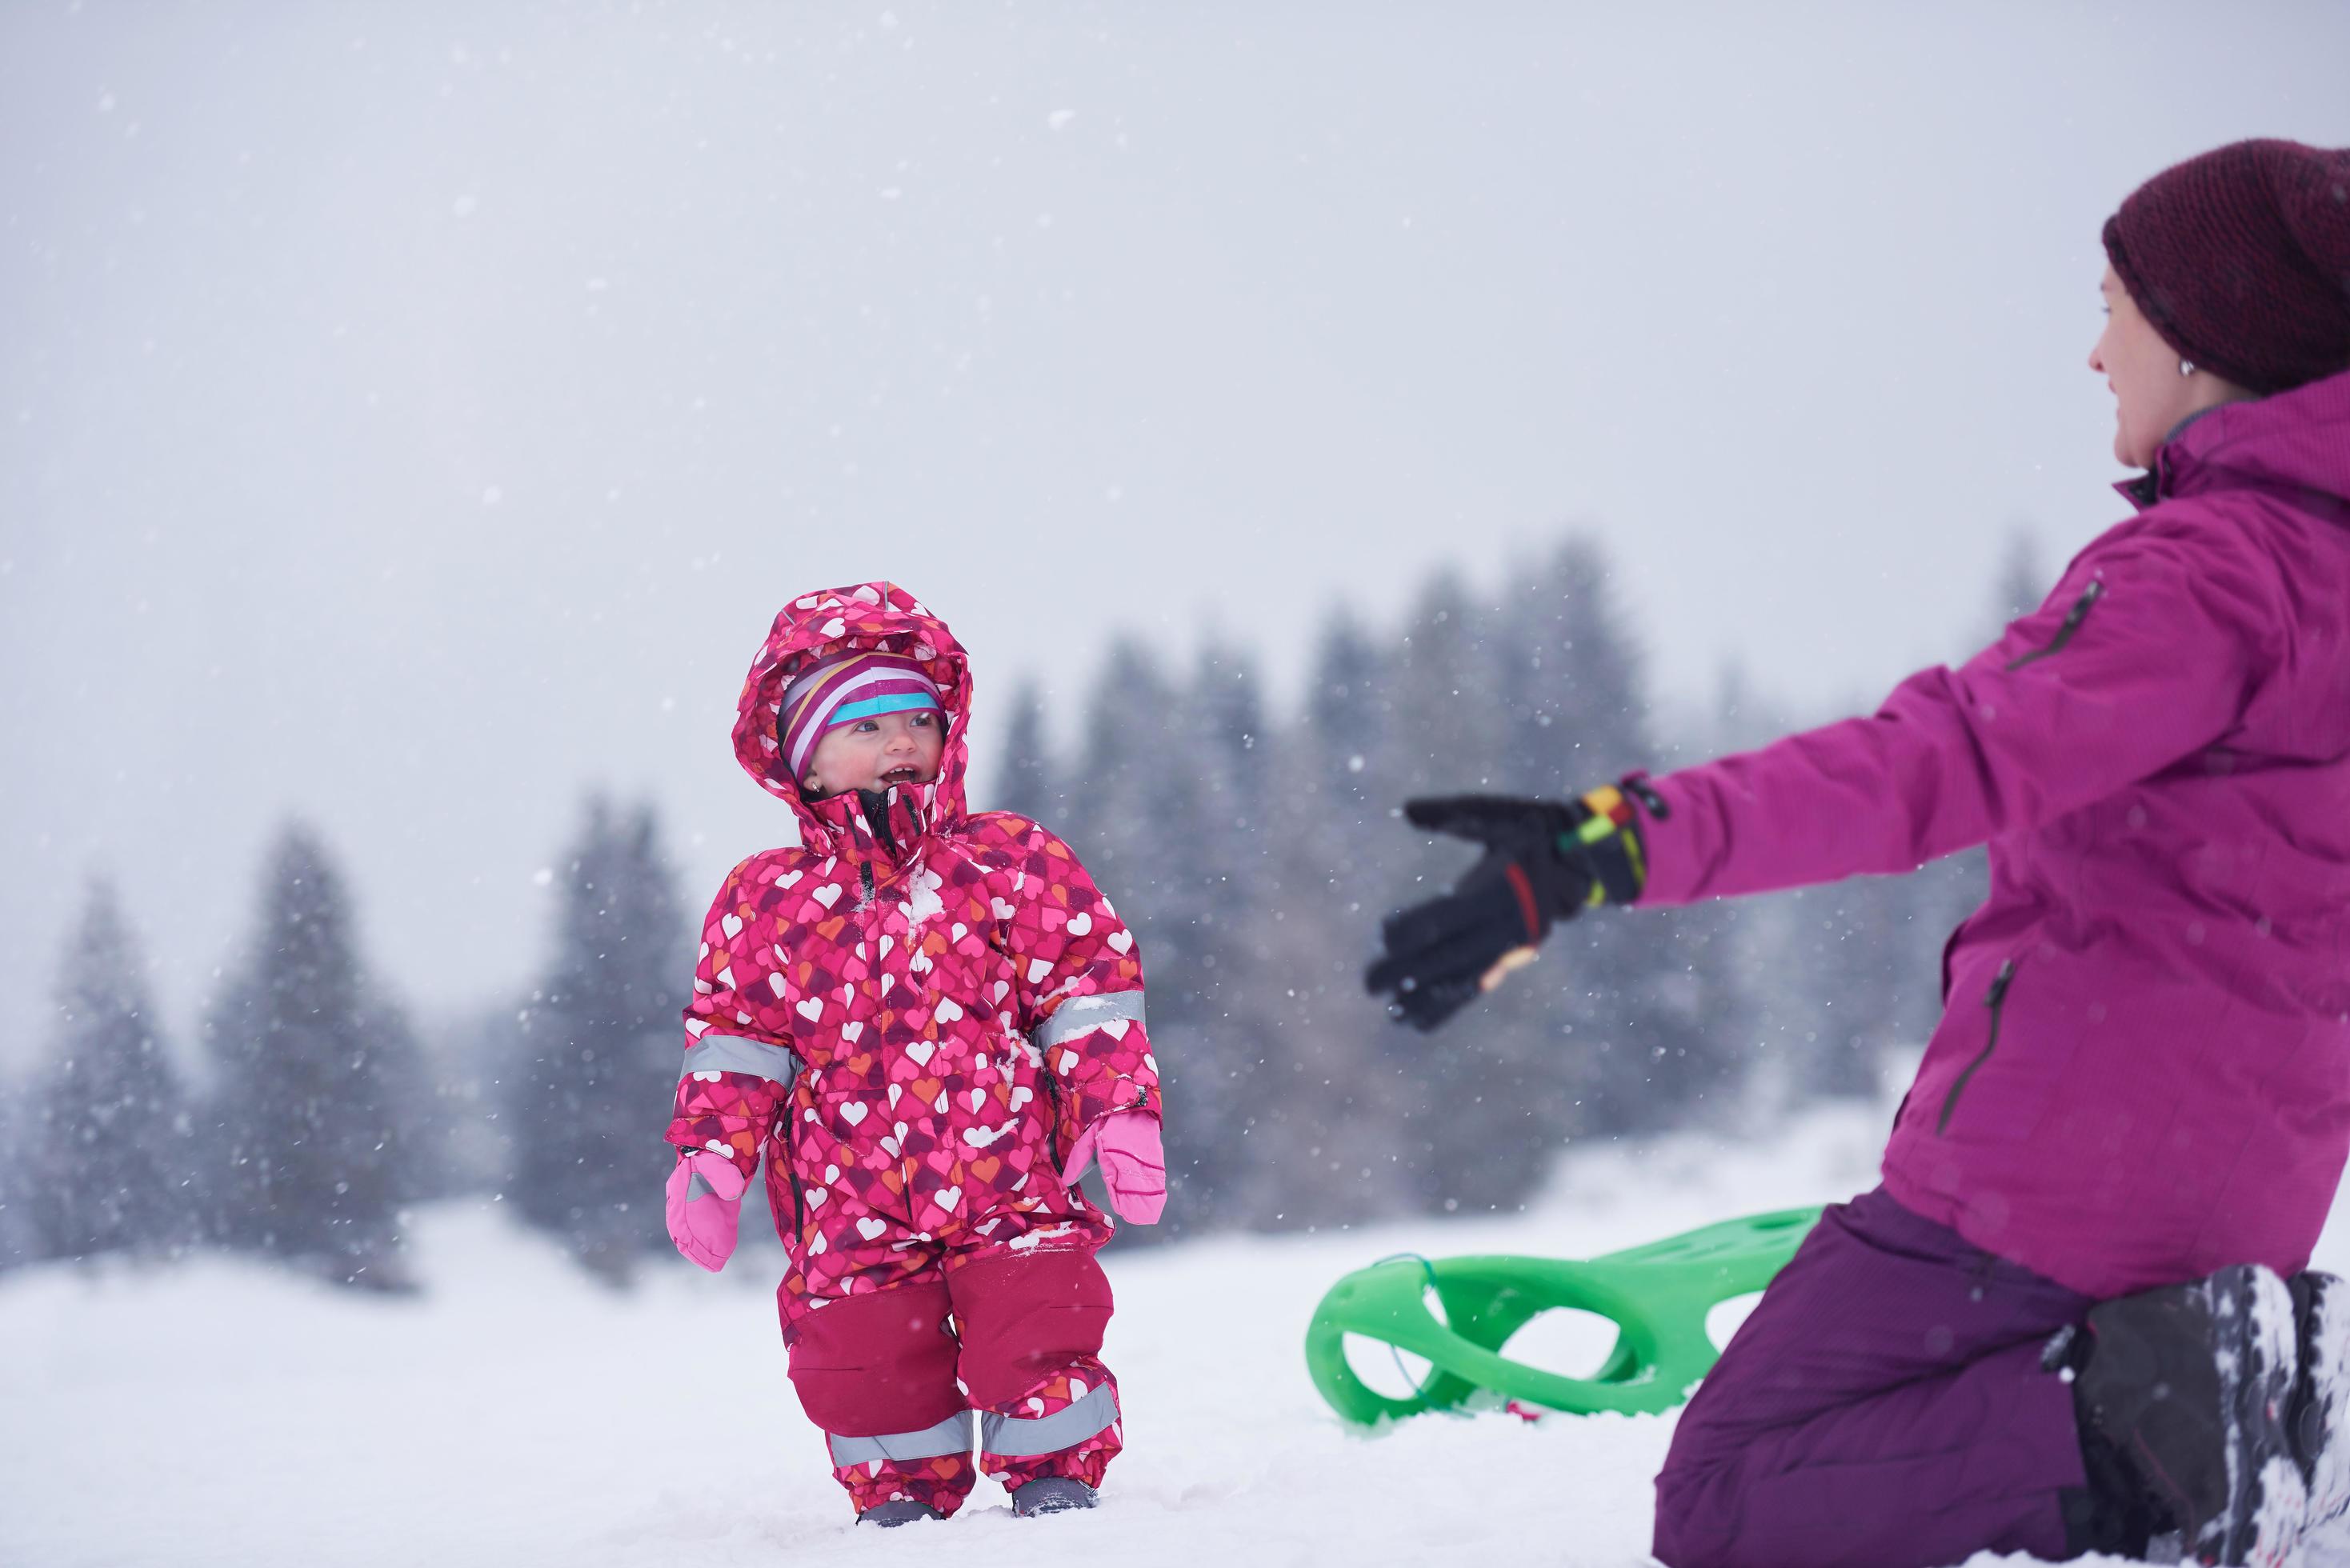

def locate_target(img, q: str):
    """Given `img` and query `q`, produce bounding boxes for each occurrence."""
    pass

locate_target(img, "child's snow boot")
[856,1501,945,1527]
[1010,1477,1098,1517]
[2291,1270,2350,1538]
[2068,1262,2306,1567]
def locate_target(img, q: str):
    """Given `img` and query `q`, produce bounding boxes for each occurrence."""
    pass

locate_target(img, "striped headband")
[780,651,945,779]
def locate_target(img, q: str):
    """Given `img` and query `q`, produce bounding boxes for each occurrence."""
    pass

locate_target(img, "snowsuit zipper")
[1936,960,2018,1134]
[2006,582,2104,670]
[859,787,902,863]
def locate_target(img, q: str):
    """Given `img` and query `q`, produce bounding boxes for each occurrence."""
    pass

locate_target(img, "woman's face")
[2088,265,2208,469]
[802,708,944,798]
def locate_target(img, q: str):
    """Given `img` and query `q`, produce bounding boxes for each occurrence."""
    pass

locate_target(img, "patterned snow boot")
[1010,1477,1098,1518]
[856,1501,945,1527]
[2292,1270,2350,1542]
[2068,1262,2307,1567]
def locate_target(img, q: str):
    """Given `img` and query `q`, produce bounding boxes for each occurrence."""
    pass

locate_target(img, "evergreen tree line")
[0,533,2041,1281]
[0,803,693,1287]
[0,833,435,1286]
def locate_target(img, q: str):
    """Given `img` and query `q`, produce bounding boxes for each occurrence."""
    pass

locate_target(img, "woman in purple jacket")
[1368,138,2350,1568]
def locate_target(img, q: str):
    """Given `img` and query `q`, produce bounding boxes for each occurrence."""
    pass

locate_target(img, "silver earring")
[2179,358,2197,378]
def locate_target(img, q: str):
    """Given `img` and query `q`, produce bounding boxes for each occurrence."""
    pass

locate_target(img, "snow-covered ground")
[10,1103,2350,1568]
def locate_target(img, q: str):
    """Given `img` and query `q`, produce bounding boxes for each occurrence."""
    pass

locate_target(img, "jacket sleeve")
[665,861,802,1179]
[993,820,1162,1153]
[1639,506,2284,906]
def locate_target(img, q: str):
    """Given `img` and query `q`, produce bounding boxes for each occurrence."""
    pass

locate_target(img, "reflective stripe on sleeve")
[1033,991,1147,1049]
[679,1032,802,1085]
[979,1383,1119,1458]
[826,1410,974,1468]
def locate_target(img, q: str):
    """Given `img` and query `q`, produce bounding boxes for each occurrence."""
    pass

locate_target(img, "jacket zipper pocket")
[786,1162,806,1238]
[1936,959,2017,1135]
[2006,582,2104,670]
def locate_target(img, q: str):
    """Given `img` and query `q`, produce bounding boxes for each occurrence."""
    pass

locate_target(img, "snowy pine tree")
[1778,883,1928,1098]
[0,1081,40,1271]
[1056,642,1253,1236]
[1352,543,1759,1214]
[1252,610,1419,1226]
[990,678,1063,822]
[24,879,198,1261]
[1686,667,1830,1110]
[1159,639,1287,1234]
[1491,543,1754,1138]
[202,826,426,1287]
[1366,567,1555,1214]
[506,797,689,1283]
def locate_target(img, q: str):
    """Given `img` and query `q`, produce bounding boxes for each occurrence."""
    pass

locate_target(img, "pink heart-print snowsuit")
[667,582,1161,1517]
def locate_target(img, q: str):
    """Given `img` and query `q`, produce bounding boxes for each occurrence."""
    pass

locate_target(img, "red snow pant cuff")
[782,1250,1124,1516]
[955,1250,1123,1493]
[946,1250,1115,1407]
[787,1280,973,1516]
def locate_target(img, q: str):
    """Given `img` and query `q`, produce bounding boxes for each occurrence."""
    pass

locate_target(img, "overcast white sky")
[5,2,2346,1065]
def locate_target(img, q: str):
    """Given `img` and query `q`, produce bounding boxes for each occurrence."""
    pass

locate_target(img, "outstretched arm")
[1366,507,2280,1029]
[1639,512,2278,905]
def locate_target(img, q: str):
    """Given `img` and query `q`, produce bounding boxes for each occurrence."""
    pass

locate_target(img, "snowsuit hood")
[731,581,974,856]
[1639,366,2350,1301]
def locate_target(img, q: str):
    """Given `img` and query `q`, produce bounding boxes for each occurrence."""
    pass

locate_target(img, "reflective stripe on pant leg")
[827,1410,974,1468]
[979,1382,1119,1458]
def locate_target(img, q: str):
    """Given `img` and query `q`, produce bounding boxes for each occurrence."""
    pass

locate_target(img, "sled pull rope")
[1365,1251,1446,1405]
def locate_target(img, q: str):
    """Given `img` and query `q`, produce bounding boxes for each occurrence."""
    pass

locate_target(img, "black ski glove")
[1363,778,1662,1032]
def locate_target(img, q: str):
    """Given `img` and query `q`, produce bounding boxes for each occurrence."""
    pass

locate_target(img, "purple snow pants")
[1652,1187,2095,1568]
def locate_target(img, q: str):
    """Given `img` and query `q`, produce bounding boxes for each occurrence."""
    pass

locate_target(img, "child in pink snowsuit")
[661,582,1166,1526]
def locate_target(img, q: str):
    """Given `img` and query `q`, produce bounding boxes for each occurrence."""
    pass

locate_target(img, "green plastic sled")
[1304,1206,1823,1425]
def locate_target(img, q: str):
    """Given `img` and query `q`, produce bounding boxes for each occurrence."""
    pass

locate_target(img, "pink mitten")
[1059,1110,1167,1225]
[664,1150,749,1272]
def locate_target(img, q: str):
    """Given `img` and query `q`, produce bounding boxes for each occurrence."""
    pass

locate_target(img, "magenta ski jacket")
[1638,369,2350,1301]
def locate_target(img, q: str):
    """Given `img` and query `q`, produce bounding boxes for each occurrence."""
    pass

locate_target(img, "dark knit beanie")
[2101,138,2350,396]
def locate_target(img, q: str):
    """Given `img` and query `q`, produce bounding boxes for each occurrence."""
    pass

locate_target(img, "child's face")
[803,709,945,798]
